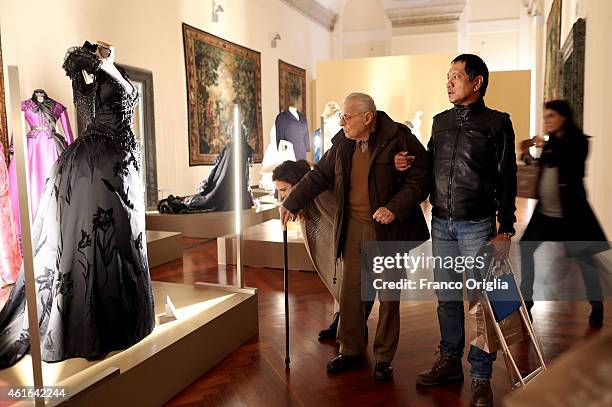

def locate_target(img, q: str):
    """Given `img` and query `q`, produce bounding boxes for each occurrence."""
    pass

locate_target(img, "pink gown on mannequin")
[7,92,74,244]
[0,144,20,287]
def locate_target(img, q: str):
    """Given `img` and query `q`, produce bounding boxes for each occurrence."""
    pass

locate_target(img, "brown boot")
[471,378,493,406]
[416,352,464,386]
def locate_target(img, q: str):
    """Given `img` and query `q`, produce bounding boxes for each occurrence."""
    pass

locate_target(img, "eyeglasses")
[338,111,368,125]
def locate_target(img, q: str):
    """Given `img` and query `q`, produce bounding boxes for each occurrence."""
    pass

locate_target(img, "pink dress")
[7,96,73,246]
[0,144,20,286]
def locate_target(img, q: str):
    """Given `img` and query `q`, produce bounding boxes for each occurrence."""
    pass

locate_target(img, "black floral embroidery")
[55,272,73,297]
[36,268,54,294]
[134,232,143,250]
[78,230,92,249]
[92,207,114,232]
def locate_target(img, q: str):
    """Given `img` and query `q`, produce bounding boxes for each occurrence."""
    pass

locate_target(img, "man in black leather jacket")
[397,54,517,407]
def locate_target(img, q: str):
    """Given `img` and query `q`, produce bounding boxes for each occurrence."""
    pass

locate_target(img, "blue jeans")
[432,216,497,380]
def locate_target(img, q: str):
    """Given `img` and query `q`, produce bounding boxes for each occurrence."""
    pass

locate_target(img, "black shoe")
[524,300,534,321]
[326,354,364,374]
[471,378,493,407]
[416,352,464,386]
[374,361,393,381]
[319,312,339,339]
[589,302,604,328]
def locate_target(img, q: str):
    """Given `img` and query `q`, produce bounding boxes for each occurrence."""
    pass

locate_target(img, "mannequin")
[321,101,341,154]
[0,144,20,287]
[7,89,74,249]
[410,110,423,142]
[275,98,309,160]
[0,41,153,368]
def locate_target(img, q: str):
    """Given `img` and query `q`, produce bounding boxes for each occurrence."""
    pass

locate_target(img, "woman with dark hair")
[272,160,373,340]
[519,100,608,326]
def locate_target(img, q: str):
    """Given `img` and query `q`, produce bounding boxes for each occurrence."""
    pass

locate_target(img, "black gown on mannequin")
[158,127,254,213]
[0,44,154,369]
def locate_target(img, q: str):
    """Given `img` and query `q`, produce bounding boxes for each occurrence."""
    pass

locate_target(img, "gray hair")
[344,92,376,113]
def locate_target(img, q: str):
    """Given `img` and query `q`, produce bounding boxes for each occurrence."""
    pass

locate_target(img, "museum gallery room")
[1,0,612,406]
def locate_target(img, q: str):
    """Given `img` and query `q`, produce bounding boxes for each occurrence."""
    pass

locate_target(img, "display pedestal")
[145,203,277,239]
[0,281,258,407]
[146,230,183,267]
[218,219,315,271]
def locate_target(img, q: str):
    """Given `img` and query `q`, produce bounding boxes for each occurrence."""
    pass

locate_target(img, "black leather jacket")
[428,98,517,234]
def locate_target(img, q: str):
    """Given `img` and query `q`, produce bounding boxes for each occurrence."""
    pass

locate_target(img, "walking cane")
[283,223,290,368]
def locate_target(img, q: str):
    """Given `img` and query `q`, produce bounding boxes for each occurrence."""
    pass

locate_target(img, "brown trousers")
[337,216,400,363]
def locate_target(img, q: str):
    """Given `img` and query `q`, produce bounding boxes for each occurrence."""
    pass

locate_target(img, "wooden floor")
[156,200,611,407]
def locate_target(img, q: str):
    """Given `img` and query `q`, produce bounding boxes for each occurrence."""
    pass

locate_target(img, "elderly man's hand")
[279,205,296,227]
[373,207,396,224]
[394,151,415,172]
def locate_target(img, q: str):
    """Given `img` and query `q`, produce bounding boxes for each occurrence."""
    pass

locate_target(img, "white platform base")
[218,219,315,271]
[145,203,277,239]
[146,230,183,267]
[1,281,258,407]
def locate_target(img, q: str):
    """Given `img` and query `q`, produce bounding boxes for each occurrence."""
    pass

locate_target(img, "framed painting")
[544,0,562,102]
[278,59,306,116]
[0,32,8,162]
[183,23,263,165]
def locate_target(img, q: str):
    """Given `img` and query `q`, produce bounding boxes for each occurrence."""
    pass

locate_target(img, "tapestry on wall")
[0,33,8,162]
[278,59,306,116]
[544,0,562,102]
[183,23,263,166]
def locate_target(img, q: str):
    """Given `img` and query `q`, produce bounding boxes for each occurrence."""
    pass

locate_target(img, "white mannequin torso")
[288,106,299,120]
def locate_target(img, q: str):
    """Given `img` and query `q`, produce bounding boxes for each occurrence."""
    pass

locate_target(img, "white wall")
[0,0,333,197]
[467,31,519,71]
[467,0,522,21]
[390,32,458,56]
[340,0,391,58]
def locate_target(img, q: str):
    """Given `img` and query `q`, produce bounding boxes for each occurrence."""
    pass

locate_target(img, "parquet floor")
[156,200,611,407]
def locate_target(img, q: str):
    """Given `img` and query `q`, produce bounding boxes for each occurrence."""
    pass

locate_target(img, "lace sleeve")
[63,46,101,132]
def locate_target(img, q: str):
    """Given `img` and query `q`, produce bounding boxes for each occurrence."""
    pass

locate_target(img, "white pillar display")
[233,104,243,288]
[7,65,44,403]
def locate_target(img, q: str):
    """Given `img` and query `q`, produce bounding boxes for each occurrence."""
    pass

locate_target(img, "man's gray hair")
[344,92,376,113]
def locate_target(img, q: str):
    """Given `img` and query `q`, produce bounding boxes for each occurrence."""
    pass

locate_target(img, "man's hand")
[490,234,511,260]
[394,151,415,172]
[373,207,396,224]
[279,205,296,227]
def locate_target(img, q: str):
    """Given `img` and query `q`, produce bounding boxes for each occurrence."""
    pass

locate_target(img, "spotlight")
[271,33,281,48]
[212,1,224,23]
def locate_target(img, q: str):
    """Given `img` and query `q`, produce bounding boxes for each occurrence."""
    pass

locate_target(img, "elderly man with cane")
[280,92,430,381]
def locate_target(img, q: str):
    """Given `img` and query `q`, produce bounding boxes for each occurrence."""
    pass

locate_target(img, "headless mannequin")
[269,106,300,143]
[288,106,299,120]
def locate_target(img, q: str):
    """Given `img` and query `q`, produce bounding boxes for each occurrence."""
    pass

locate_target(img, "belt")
[27,126,56,137]
[432,206,494,221]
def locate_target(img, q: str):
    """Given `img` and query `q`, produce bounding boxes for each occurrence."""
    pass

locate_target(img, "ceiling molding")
[280,0,338,31]
[385,1,466,28]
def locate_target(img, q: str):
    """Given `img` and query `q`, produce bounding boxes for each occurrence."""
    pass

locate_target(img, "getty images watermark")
[370,251,509,292]
[360,240,612,302]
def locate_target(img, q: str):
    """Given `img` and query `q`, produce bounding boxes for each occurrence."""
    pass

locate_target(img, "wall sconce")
[212,1,224,22]
[271,33,281,48]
